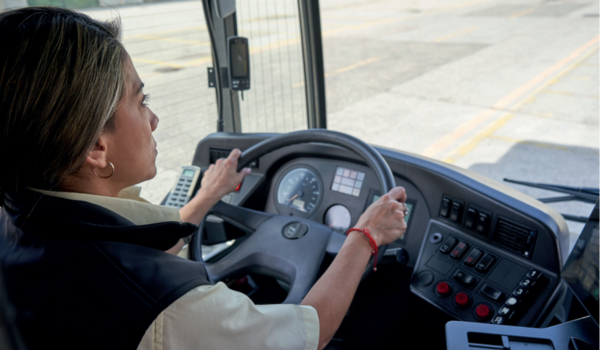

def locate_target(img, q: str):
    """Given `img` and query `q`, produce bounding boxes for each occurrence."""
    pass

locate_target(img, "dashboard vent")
[209,148,231,164]
[493,219,536,259]
[209,148,259,168]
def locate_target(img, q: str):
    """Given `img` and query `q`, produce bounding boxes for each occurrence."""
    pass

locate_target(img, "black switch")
[450,202,463,222]
[454,270,478,287]
[450,241,469,259]
[505,296,520,307]
[440,198,452,217]
[481,284,506,302]
[491,315,505,324]
[498,306,515,321]
[526,270,542,280]
[519,277,535,289]
[465,208,477,228]
[475,254,496,273]
[439,237,458,254]
[475,213,490,234]
[513,287,528,297]
[464,248,483,267]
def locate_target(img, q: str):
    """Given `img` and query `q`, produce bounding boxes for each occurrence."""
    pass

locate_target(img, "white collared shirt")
[36,187,320,350]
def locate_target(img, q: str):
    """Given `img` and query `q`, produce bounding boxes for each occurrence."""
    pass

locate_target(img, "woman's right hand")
[198,148,251,205]
[353,186,408,247]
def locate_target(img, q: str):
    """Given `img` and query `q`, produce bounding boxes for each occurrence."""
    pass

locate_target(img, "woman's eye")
[142,94,151,106]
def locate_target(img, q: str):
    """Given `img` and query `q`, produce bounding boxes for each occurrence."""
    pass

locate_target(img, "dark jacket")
[0,190,210,350]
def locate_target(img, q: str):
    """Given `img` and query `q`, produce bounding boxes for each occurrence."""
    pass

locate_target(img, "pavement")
[4,0,596,239]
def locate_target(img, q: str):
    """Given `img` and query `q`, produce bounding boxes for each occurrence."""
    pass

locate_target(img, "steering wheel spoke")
[203,210,332,304]
[209,200,274,234]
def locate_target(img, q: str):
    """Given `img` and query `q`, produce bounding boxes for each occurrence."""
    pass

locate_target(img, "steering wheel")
[189,129,395,304]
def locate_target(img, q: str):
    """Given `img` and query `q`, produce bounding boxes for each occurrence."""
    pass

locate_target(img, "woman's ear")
[84,134,109,169]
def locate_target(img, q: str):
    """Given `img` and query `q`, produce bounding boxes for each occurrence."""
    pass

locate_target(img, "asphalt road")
[73,0,599,241]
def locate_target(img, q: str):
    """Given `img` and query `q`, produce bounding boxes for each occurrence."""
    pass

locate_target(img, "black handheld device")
[227,36,250,91]
[164,165,202,209]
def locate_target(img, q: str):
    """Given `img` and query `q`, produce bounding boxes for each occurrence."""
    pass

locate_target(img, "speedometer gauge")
[277,168,322,213]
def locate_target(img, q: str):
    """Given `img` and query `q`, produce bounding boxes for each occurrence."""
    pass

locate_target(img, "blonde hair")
[0,7,125,194]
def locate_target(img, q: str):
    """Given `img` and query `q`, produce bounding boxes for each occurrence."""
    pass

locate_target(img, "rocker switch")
[476,213,490,234]
[450,202,463,222]
[439,237,458,254]
[475,254,496,273]
[465,208,477,229]
[440,198,451,218]
[450,241,469,259]
[464,248,483,267]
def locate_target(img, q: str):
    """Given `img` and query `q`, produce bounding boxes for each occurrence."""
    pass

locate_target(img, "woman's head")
[0,7,128,194]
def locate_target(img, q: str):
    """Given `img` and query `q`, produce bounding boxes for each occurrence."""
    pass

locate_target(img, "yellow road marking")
[135,34,209,46]
[132,57,182,69]
[571,76,592,81]
[321,0,494,36]
[541,90,599,99]
[443,114,514,163]
[130,0,494,71]
[422,36,600,158]
[249,37,301,55]
[322,18,397,36]
[426,0,495,14]
[510,8,535,18]
[123,25,207,39]
[434,27,479,43]
[441,44,600,163]
[293,58,380,87]
[328,57,380,76]
[487,135,599,153]
[131,56,212,69]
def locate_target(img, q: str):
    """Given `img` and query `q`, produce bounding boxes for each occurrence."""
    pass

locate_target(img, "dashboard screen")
[562,204,599,325]
[332,167,364,197]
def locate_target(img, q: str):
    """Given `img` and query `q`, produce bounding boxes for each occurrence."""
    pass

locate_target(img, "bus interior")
[0,0,598,349]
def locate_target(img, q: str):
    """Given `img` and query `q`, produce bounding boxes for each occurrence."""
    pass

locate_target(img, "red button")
[235,183,242,191]
[436,282,451,296]
[455,292,471,308]
[475,304,492,320]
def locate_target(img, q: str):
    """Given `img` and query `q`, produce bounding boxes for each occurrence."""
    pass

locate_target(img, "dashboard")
[263,158,420,249]
[192,132,572,328]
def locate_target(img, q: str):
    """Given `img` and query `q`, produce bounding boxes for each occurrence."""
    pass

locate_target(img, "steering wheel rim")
[191,129,396,302]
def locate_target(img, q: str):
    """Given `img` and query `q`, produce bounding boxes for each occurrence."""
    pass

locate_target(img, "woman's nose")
[151,112,159,131]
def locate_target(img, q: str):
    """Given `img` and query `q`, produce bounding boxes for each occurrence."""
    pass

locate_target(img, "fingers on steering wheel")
[227,148,242,163]
[388,186,407,203]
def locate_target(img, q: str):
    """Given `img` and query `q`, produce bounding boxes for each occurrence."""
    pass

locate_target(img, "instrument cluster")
[270,159,418,238]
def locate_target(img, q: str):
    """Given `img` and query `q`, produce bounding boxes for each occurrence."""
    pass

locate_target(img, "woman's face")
[102,53,159,188]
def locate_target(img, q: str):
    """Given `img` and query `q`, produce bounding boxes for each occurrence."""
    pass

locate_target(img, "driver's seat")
[0,262,27,350]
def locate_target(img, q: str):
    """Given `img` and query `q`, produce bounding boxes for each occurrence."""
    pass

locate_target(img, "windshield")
[4,0,597,247]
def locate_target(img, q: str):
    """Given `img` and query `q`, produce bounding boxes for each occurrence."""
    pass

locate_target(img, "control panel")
[438,194,537,260]
[411,221,551,326]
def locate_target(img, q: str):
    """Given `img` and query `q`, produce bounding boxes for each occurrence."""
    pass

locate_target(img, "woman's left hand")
[198,148,251,204]
[171,149,250,254]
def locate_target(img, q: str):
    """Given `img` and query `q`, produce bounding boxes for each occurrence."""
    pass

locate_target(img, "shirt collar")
[32,186,181,226]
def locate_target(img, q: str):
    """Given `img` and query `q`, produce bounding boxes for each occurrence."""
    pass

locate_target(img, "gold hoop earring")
[93,162,114,179]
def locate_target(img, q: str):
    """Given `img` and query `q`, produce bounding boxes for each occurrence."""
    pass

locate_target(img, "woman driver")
[0,7,408,350]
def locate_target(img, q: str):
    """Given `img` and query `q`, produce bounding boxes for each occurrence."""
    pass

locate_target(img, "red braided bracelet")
[347,228,378,272]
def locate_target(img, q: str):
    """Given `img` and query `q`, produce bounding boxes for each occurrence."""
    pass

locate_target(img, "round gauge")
[324,205,352,233]
[277,167,322,213]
